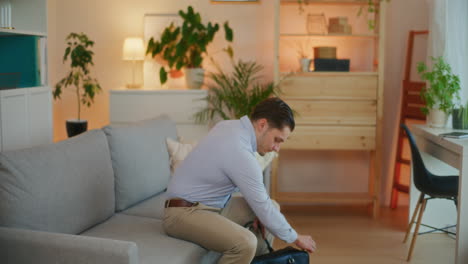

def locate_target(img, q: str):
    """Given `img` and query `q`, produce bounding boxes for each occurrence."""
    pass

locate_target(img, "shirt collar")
[240,116,257,153]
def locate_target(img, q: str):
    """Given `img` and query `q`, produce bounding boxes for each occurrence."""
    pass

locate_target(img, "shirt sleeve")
[223,148,298,243]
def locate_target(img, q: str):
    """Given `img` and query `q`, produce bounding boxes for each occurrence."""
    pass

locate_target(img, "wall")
[49,0,429,206]
[382,0,429,205]
[49,0,276,141]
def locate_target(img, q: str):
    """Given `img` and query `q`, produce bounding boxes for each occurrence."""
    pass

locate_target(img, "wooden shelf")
[275,192,375,204]
[280,0,369,5]
[280,33,378,38]
[0,29,47,37]
[281,71,378,77]
[284,96,376,101]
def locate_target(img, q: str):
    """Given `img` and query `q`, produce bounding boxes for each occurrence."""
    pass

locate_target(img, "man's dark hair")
[250,97,295,131]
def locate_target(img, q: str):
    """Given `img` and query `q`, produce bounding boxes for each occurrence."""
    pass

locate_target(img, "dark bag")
[251,246,309,264]
[245,220,310,264]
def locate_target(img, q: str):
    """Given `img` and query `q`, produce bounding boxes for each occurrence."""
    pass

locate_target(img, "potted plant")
[295,39,312,72]
[194,60,282,123]
[146,6,234,89]
[53,32,102,137]
[418,56,461,128]
[453,101,468,130]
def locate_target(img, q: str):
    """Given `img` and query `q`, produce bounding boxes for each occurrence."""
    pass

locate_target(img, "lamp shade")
[122,37,145,61]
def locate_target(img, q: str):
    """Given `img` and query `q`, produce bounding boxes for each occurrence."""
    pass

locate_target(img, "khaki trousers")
[163,194,277,264]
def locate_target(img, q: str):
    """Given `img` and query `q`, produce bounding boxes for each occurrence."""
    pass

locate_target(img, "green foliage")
[418,56,461,115]
[146,6,234,85]
[454,101,468,129]
[194,61,282,123]
[53,32,102,120]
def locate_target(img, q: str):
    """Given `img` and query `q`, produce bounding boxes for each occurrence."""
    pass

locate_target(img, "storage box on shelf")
[273,0,385,217]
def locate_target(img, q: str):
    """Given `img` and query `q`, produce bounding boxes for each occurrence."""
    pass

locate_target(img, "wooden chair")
[390,30,428,209]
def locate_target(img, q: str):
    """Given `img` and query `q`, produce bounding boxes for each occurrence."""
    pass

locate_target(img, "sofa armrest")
[0,227,139,264]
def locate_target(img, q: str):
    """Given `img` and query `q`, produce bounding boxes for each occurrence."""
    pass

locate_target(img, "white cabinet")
[0,0,51,152]
[110,89,209,142]
[0,89,28,150]
[28,87,52,146]
[0,86,52,151]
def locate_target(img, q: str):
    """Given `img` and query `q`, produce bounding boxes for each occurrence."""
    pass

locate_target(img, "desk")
[411,124,468,264]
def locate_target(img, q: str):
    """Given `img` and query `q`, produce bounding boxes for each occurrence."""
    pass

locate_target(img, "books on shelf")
[439,132,468,139]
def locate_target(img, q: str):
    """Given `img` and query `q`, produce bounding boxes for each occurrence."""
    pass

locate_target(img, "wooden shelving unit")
[272,0,386,218]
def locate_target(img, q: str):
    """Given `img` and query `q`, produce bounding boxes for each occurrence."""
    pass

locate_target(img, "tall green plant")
[194,61,281,123]
[53,32,102,120]
[418,56,460,115]
[146,6,234,84]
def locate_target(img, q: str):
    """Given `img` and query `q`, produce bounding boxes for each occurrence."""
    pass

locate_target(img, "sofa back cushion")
[0,130,115,234]
[103,115,177,211]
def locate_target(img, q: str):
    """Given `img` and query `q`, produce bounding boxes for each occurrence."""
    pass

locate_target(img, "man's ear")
[257,118,268,132]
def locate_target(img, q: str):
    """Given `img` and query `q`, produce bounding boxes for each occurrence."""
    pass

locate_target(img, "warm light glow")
[122,38,145,61]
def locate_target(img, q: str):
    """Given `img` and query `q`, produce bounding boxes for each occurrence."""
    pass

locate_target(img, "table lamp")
[122,37,145,89]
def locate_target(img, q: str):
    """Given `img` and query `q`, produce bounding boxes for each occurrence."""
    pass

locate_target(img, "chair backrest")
[401,124,432,193]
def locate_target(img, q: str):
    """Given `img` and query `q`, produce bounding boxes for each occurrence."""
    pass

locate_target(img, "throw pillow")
[255,151,278,171]
[166,137,197,173]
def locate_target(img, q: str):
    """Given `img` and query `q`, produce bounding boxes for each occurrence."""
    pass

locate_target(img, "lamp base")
[126,83,142,89]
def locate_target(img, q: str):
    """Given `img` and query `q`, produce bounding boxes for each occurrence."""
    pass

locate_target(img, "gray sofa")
[0,115,238,264]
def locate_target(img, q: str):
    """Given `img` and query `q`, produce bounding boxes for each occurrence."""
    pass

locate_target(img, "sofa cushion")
[81,214,207,264]
[103,115,177,211]
[122,191,168,220]
[0,129,115,234]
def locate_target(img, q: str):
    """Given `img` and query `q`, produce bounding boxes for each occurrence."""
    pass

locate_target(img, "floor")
[273,204,455,264]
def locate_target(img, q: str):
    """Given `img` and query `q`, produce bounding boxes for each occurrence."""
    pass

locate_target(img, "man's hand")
[294,234,317,253]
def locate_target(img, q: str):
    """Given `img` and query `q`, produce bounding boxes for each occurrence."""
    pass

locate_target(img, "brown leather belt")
[165,198,198,208]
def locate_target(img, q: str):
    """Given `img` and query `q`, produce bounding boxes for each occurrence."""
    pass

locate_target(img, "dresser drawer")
[280,74,377,100]
[286,99,377,126]
[283,125,376,150]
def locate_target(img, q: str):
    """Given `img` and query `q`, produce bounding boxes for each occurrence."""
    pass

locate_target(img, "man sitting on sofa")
[164,97,316,264]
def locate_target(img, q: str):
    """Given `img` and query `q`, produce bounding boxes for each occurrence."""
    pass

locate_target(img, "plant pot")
[185,68,205,89]
[428,108,448,128]
[66,119,88,138]
[300,58,311,72]
[169,69,184,79]
[452,108,468,129]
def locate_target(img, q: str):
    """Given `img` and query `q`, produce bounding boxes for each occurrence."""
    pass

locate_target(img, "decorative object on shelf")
[0,1,13,29]
[146,6,234,89]
[122,37,145,89]
[306,13,327,35]
[298,0,389,31]
[328,17,352,35]
[53,32,102,137]
[313,46,336,59]
[418,56,461,128]
[194,60,281,123]
[293,38,313,72]
[452,101,468,129]
[211,0,259,2]
[300,58,311,72]
[313,46,349,72]
[314,58,350,72]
